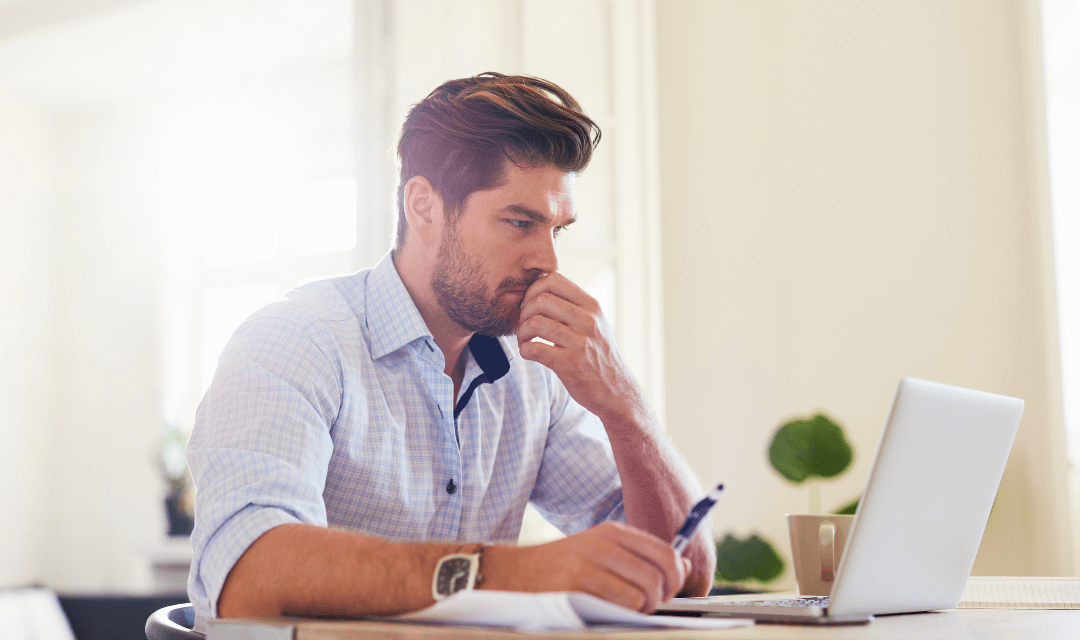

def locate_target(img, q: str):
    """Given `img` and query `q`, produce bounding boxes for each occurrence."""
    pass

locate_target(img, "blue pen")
[671,483,724,554]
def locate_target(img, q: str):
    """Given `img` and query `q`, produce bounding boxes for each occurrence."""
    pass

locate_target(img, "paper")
[958,576,1080,609]
[396,590,754,632]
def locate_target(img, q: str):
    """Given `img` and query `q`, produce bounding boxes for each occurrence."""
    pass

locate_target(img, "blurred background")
[1,0,1078,610]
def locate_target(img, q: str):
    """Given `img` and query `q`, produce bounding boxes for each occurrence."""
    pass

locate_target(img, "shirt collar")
[366,252,434,360]
[365,253,513,383]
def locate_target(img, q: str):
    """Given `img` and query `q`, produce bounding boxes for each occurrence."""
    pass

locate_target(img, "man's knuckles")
[516,315,556,343]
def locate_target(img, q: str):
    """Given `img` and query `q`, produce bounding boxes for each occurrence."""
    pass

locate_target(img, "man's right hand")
[479,522,691,612]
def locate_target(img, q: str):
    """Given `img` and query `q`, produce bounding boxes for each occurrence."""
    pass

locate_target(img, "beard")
[431,226,543,337]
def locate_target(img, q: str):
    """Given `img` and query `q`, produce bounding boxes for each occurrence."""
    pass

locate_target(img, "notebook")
[959,577,1080,609]
[396,590,752,631]
[656,378,1025,624]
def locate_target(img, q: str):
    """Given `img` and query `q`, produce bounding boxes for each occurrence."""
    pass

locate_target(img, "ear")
[402,176,444,246]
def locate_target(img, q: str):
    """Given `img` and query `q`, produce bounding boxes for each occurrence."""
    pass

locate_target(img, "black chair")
[145,603,203,640]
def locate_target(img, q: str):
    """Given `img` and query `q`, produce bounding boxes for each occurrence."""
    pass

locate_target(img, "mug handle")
[819,522,836,582]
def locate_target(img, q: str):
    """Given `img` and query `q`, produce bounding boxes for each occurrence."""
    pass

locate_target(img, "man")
[186,72,715,631]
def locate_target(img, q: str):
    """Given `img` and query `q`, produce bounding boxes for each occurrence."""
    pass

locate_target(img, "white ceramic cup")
[786,514,855,596]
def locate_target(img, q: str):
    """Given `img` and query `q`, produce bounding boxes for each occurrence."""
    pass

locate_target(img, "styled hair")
[394,72,601,249]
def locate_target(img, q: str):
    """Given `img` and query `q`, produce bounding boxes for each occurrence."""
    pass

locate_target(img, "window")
[1042,0,1080,466]
[156,16,356,432]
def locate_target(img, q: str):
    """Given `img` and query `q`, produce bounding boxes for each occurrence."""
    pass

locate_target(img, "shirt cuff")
[193,504,301,629]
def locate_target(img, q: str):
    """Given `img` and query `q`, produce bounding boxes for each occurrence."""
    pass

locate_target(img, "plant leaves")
[714,533,786,584]
[767,413,854,484]
[832,496,859,515]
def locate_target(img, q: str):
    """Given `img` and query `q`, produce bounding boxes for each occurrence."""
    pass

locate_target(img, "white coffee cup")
[786,514,855,596]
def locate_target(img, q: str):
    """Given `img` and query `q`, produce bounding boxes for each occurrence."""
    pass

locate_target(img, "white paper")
[396,590,753,632]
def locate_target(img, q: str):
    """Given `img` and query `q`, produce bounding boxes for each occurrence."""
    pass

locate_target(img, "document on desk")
[959,576,1080,609]
[397,590,753,632]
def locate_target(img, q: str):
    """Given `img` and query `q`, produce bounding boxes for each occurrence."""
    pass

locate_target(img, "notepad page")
[397,590,752,631]
[958,576,1080,609]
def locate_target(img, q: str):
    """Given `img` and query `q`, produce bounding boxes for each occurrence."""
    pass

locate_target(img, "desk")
[209,609,1080,640]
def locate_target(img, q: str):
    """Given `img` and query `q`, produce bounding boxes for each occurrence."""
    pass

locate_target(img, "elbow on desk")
[217,565,285,620]
[679,538,717,598]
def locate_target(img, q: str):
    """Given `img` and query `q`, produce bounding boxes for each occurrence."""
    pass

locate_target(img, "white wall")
[657,0,1072,584]
[0,93,57,588]
[0,99,166,591]
[38,109,165,591]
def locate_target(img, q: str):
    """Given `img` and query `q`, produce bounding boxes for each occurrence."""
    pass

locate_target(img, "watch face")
[436,557,472,597]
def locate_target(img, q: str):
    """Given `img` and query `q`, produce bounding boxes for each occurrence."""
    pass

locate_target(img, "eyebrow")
[505,204,577,226]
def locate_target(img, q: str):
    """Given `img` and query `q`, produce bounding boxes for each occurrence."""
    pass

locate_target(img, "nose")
[526,228,560,275]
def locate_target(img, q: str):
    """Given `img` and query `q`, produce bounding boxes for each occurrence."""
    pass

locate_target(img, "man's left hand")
[516,273,642,425]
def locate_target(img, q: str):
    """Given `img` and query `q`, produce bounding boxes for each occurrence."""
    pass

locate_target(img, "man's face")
[431,163,576,337]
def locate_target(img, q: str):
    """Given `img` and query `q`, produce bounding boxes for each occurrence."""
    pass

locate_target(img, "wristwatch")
[432,547,484,600]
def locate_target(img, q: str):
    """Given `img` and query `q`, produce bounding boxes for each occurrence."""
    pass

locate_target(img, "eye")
[507,219,532,231]
[553,225,568,238]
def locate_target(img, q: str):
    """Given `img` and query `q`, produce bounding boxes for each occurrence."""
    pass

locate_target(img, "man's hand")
[516,273,642,425]
[480,522,691,612]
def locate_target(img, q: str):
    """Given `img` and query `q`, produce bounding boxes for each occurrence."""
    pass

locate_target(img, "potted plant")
[713,413,858,591]
[160,423,195,537]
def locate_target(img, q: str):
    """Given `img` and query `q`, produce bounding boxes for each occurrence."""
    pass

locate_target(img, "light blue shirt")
[186,254,624,630]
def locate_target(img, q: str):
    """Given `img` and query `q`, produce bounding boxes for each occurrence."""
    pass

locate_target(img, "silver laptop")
[657,377,1024,624]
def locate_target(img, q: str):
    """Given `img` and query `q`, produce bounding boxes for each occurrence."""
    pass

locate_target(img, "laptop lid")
[656,378,1023,623]
[827,378,1023,617]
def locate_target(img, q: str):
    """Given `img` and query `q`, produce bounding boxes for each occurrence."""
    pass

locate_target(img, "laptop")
[657,377,1024,624]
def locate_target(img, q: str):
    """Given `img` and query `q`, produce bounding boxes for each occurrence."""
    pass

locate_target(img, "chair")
[145,603,204,640]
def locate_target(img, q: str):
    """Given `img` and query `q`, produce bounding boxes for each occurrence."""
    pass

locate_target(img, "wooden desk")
[210,608,1080,640]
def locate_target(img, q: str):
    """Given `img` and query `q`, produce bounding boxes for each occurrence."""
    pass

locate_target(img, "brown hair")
[394,72,601,249]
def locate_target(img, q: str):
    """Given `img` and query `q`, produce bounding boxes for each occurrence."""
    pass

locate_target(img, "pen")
[670,483,724,554]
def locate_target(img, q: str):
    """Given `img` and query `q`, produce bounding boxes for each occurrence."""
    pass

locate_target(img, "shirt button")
[446,479,457,495]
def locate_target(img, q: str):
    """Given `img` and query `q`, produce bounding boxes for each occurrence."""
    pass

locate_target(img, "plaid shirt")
[186,253,624,630]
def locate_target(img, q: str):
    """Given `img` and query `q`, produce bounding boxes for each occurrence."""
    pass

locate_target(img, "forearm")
[601,398,717,597]
[217,523,479,618]
[219,520,692,618]
[513,271,715,596]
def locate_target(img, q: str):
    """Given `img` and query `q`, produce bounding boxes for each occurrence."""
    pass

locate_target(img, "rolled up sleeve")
[186,315,341,631]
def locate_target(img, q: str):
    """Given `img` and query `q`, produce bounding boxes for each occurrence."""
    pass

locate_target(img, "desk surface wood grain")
[210,609,1080,640]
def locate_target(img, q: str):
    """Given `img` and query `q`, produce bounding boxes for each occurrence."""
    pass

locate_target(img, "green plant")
[768,413,857,514]
[714,533,786,585]
[160,423,195,535]
[713,412,860,589]
[161,423,188,493]
[833,496,860,515]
